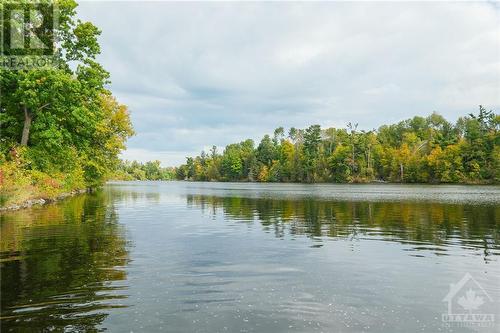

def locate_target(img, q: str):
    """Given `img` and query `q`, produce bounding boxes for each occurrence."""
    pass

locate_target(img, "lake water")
[1,182,499,332]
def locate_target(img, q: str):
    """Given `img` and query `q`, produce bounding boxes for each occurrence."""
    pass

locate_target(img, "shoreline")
[108,179,497,186]
[0,189,88,212]
[3,179,497,213]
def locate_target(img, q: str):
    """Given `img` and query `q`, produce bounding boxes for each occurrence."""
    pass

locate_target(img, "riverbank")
[0,156,90,212]
[109,178,497,185]
[0,189,88,212]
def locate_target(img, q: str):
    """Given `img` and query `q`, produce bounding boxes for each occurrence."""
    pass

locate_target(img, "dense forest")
[174,108,499,184]
[0,0,133,206]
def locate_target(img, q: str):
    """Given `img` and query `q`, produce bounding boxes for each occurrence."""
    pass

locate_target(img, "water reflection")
[1,183,499,332]
[187,195,500,259]
[0,191,129,332]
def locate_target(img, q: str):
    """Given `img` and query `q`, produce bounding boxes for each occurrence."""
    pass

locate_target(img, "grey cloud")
[77,1,499,166]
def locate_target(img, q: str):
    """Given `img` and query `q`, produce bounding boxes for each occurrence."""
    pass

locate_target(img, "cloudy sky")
[77,1,500,166]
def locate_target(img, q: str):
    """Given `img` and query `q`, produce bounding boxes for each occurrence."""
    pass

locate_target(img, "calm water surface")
[1,182,499,332]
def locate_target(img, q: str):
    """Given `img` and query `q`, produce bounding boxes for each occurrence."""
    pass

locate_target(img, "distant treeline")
[113,160,175,181]
[174,107,498,184]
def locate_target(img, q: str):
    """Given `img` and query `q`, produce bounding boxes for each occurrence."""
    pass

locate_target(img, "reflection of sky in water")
[1,182,499,332]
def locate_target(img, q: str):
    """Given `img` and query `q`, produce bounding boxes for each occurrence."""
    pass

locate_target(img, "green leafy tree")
[0,0,134,204]
[302,125,321,182]
[221,144,243,180]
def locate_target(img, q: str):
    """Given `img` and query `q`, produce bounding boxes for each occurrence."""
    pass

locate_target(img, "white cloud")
[120,148,196,167]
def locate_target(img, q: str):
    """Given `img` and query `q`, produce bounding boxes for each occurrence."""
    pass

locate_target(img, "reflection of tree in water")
[105,184,161,204]
[0,191,130,332]
[187,195,499,256]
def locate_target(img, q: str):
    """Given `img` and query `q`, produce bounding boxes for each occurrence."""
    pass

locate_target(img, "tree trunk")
[21,106,32,146]
[400,163,404,182]
[367,147,371,170]
[352,143,355,174]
